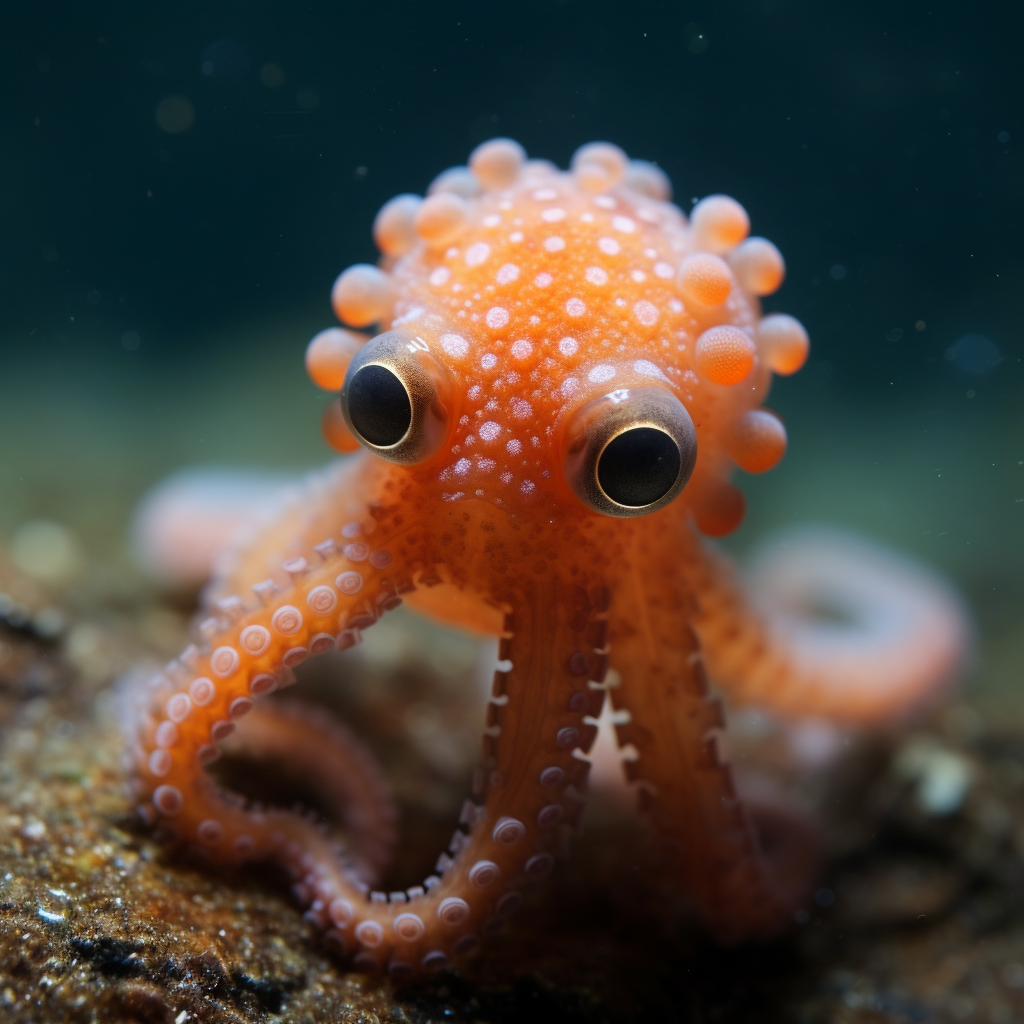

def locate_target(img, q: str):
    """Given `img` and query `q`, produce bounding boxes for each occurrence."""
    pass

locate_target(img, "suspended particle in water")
[946,334,1002,375]
[155,96,195,134]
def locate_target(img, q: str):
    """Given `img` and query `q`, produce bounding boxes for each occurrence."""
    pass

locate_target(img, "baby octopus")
[128,139,969,979]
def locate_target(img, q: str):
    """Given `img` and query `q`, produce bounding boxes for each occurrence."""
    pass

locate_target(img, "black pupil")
[347,364,412,447]
[597,427,681,507]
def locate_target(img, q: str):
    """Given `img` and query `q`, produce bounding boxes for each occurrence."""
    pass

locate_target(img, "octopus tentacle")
[606,520,814,942]
[204,459,387,608]
[132,553,606,976]
[132,467,298,590]
[688,527,970,724]
[221,700,398,883]
[131,521,411,857]
[610,616,811,943]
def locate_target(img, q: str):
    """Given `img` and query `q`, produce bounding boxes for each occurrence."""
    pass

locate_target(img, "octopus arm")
[130,485,607,975]
[220,699,398,884]
[132,466,299,590]
[689,526,972,725]
[607,532,816,941]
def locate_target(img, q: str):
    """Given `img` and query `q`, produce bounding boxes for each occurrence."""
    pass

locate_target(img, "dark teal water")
[1,3,1021,703]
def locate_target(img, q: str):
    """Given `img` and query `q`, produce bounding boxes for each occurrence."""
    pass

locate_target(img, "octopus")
[128,139,969,980]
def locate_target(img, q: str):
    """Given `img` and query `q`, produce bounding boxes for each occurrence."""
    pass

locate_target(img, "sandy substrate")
[2,531,1024,1024]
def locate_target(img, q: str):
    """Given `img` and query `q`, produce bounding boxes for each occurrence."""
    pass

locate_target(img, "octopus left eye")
[564,387,697,517]
[340,330,450,465]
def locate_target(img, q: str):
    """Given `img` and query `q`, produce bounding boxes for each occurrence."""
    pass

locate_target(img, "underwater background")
[2,1,1020,711]
[1,4,1024,1021]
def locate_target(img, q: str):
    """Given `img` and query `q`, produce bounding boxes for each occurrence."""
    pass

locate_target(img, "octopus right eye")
[563,387,697,518]
[341,331,449,465]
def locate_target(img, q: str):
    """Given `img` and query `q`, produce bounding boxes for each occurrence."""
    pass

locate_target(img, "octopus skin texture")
[128,138,970,979]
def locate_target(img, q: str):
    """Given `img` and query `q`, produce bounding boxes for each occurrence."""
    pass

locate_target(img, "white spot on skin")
[500,471,513,484]
[465,242,490,267]
[634,300,659,326]
[486,306,509,329]
[559,336,578,356]
[482,214,501,227]
[598,237,620,256]
[580,212,595,223]
[510,339,532,359]
[532,188,558,201]
[654,261,674,278]
[535,273,553,287]
[506,438,522,455]
[644,248,658,258]
[669,298,683,313]
[454,458,471,475]
[509,231,524,243]
[631,269,646,283]
[481,353,498,369]
[541,207,566,222]
[594,196,616,209]
[634,359,669,380]
[442,333,469,358]
[612,216,636,233]
[479,421,502,441]
[585,266,608,285]
[588,364,615,384]
[429,267,450,287]
[496,263,520,284]
[561,377,580,397]
[477,458,496,472]
[543,236,565,252]
[511,399,532,419]
[468,384,482,400]
[521,480,536,494]
[565,298,586,317]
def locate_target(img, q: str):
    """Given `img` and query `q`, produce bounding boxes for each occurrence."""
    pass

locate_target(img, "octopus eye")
[347,364,411,447]
[564,387,697,517]
[341,330,449,464]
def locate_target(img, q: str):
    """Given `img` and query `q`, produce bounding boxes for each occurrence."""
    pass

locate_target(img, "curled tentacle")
[131,510,412,854]
[131,555,607,976]
[690,526,971,724]
[221,700,398,884]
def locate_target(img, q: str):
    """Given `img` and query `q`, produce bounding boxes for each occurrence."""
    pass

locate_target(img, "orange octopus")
[129,139,969,979]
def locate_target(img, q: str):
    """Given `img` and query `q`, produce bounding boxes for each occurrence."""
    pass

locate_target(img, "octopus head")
[307,139,810,534]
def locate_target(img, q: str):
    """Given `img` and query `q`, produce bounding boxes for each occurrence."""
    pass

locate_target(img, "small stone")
[10,521,83,586]
[893,736,973,815]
